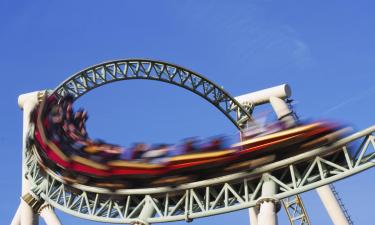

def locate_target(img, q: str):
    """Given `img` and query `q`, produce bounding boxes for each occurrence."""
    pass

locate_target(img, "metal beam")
[10,205,21,225]
[257,176,279,225]
[51,59,253,129]
[235,84,291,106]
[18,92,41,225]
[316,185,349,225]
[23,125,375,223]
[248,208,258,225]
[39,204,62,225]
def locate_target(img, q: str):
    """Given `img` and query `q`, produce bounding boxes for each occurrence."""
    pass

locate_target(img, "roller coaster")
[12,59,375,225]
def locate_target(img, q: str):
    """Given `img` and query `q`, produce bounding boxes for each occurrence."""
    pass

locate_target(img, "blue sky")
[1,0,375,224]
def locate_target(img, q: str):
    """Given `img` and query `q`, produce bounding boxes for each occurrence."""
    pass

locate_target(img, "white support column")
[316,185,350,225]
[11,205,21,225]
[248,207,258,225]
[18,91,42,225]
[257,178,279,225]
[269,96,296,128]
[238,85,293,225]
[18,92,40,194]
[20,200,39,225]
[39,204,62,225]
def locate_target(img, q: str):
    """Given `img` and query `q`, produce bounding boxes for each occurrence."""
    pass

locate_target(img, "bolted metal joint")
[184,213,193,223]
[21,192,44,213]
[37,91,47,103]
[130,219,148,225]
[37,203,52,214]
[255,197,281,213]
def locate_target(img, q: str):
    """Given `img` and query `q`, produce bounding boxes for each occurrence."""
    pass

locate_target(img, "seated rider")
[182,138,199,154]
[203,137,223,151]
[241,111,287,140]
[47,104,64,142]
[131,143,149,160]
[82,141,123,162]
[72,110,88,138]
[141,144,170,162]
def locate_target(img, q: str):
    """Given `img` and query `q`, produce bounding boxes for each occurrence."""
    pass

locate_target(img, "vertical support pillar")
[242,124,259,225]
[248,208,258,225]
[20,200,39,225]
[257,177,279,225]
[18,91,41,225]
[237,85,293,225]
[316,185,350,225]
[21,193,44,225]
[269,96,296,128]
[11,205,21,225]
[39,204,62,225]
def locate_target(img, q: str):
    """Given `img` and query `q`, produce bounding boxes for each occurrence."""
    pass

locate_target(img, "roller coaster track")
[25,121,375,223]
[21,59,372,224]
[52,59,253,129]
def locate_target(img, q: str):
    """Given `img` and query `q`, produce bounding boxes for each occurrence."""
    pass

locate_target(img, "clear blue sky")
[1,1,375,224]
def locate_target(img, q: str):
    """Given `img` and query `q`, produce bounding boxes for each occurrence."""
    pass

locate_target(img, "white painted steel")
[329,184,353,224]
[39,204,62,225]
[133,198,157,225]
[18,92,39,196]
[267,94,308,225]
[11,57,367,225]
[245,89,305,225]
[235,84,291,106]
[10,205,21,225]
[25,125,375,224]
[257,178,278,225]
[249,208,258,225]
[18,92,41,225]
[20,200,39,225]
[316,185,350,225]
[258,202,278,225]
[33,124,375,197]
[52,59,253,130]
[269,96,295,128]
[19,84,375,224]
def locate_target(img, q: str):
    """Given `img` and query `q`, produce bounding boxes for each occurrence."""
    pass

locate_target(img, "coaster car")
[28,94,348,188]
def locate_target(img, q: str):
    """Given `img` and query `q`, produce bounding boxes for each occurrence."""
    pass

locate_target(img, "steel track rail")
[23,60,368,224]
[51,59,253,129]
[48,58,310,224]
[25,125,375,223]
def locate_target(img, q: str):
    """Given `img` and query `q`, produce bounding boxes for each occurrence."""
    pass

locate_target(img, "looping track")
[26,124,375,223]
[52,59,253,129]
[23,59,375,224]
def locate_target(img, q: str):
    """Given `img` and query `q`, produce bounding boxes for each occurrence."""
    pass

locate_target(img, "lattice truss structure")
[20,59,313,225]
[25,123,375,224]
[282,195,310,225]
[53,59,253,129]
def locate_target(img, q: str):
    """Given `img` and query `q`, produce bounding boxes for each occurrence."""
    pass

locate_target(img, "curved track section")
[52,59,252,129]
[26,124,375,224]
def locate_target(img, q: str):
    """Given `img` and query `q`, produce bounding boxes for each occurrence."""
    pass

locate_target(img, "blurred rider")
[131,143,149,160]
[203,137,223,151]
[182,138,199,154]
[141,144,170,162]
